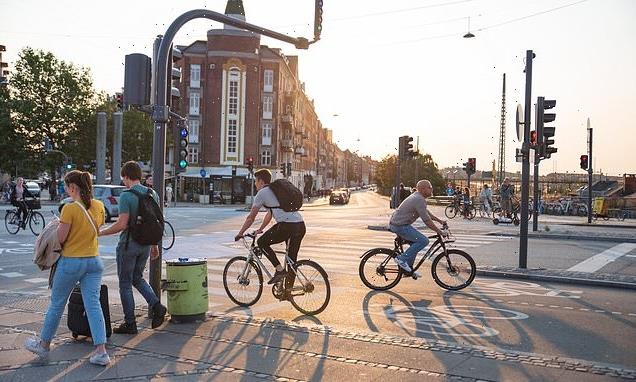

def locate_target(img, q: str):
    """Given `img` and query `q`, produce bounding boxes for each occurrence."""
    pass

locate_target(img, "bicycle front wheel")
[223,256,263,307]
[162,221,175,250]
[359,248,402,290]
[4,211,20,234]
[431,249,476,291]
[29,212,45,236]
[466,205,476,220]
[288,260,330,316]
[445,205,458,219]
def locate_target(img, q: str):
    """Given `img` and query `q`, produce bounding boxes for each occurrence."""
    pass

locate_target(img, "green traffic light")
[179,160,188,169]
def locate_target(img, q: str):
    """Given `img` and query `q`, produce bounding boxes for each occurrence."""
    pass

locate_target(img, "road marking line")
[101,255,116,260]
[535,304,545,307]
[24,277,49,284]
[579,308,590,311]
[567,243,636,273]
[611,312,622,315]
[0,272,25,278]
[628,313,636,317]
[626,255,636,258]
[3,241,19,244]
[594,309,604,313]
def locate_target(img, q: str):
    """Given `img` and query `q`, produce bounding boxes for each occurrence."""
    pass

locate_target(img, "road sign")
[200,169,206,178]
[516,104,524,141]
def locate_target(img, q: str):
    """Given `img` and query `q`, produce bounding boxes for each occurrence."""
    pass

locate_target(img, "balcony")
[281,139,294,152]
[281,113,293,124]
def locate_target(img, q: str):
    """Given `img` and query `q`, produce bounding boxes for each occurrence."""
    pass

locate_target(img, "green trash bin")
[165,258,208,323]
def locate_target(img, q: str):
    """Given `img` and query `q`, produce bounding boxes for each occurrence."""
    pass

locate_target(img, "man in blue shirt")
[100,161,167,334]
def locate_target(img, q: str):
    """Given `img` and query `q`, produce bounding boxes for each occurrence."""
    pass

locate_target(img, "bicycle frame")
[395,234,451,273]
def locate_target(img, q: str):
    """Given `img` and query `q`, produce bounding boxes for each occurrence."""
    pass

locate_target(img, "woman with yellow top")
[24,170,110,366]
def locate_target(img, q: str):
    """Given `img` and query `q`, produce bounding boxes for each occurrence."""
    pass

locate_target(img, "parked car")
[330,190,349,205]
[60,185,126,222]
[25,181,41,198]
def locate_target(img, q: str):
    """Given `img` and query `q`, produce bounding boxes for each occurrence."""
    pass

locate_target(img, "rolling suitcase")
[67,284,112,339]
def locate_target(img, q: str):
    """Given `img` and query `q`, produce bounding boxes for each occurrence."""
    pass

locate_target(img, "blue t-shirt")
[118,184,159,244]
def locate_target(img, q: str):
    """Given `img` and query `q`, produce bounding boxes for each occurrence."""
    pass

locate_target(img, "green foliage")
[0,85,27,175]
[374,153,446,196]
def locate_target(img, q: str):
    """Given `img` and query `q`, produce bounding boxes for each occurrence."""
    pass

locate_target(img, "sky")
[1,0,635,176]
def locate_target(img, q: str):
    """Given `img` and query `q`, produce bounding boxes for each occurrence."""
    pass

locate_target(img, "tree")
[9,47,99,176]
[374,153,445,196]
[0,84,26,176]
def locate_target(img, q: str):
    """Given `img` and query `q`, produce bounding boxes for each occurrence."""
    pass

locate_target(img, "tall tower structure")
[497,73,506,187]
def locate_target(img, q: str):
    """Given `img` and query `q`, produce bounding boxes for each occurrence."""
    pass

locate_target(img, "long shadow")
[290,315,328,382]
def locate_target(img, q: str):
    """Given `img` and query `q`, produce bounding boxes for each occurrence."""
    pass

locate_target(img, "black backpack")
[125,188,164,246]
[267,179,303,212]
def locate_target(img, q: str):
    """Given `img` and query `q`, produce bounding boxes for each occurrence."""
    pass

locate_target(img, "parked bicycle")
[223,232,331,315]
[445,200,476,220]
[358,223,476,291]
[4,198,45,236]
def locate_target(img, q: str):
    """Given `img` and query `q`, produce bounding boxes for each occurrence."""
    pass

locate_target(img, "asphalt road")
[1,190,635,371]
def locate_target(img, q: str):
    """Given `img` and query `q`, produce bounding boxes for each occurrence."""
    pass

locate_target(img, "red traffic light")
[580,154,589,170]
[530,130,537,146]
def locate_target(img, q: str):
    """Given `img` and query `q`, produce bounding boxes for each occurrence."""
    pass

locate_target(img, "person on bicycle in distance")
[11,177,34,227]
[235,169,305,287]
[389,180,447,276]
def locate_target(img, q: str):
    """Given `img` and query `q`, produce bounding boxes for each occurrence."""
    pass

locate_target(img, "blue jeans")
[389,224,430,268]
[41,256,106,345]
[116,240,159,324]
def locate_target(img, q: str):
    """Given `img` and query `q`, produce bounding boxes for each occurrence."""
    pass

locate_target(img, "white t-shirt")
[253,186,303,223]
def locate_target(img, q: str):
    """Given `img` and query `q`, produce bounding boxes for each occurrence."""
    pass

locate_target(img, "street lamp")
[463,17,475,38]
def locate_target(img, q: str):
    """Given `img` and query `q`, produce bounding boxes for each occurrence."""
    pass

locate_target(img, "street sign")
[516,104,524,141]
[200,169,206,178]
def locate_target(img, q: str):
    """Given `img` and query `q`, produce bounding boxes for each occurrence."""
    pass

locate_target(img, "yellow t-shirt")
[59,200,105,257]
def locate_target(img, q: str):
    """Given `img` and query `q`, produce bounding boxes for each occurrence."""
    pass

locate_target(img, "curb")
[477,269,636,290]
[486,232,636,243]
[561,222,636,230]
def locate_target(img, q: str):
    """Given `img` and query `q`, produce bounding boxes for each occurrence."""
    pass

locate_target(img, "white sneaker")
[412,271,422,280]
[25,337,49,357]
[393,256,412,273]
[89,352,111,366]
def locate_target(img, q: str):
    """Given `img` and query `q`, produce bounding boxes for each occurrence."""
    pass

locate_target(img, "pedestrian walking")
[24,170,110,366]
[49,179,58,201]
[480,184,493,215]
[166,183,173,207]
[145,175,154,189]
[99,161,167,334]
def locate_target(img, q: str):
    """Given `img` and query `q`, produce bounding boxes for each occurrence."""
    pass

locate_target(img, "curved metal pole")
[149,8,314,300]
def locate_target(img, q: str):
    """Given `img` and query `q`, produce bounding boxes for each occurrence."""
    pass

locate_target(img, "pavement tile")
[0,311,44,326]
[448,356,566,381]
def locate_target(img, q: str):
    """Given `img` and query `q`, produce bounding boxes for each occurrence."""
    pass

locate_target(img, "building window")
[264,69,274,93]
[188,147,199,164]
[228,70,239,116]
[227,119,237,154]
[262,122,272,146]
[261,149,271,166]
[190,64,201,88]
[263,95,273,119]
[189,92,200,115]
[188,119,199,144]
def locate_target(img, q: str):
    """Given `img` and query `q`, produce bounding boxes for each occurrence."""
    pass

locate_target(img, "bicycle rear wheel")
[4,211,20,234]
[29,212,45,236]
[162,221,175,250]
[431,249,476,291]
[445,205,458,219]
[223,256,263,307]
[288,260,330,315]
[359,248,403,290]
[466,205,476,220]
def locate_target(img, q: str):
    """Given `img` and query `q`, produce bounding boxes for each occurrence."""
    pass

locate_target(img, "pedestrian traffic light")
[247,156,254,173]
[115,93,123,110]
[537,97,557,159]
[280,163,287,176]
[398,136,414,160]
[178,121,188,170]
[580,154,589,171]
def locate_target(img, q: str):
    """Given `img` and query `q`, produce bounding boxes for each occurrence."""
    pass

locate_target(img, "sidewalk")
[1,293,634,381]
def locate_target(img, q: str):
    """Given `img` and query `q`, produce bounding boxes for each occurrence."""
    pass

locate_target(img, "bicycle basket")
[26,199,41,210]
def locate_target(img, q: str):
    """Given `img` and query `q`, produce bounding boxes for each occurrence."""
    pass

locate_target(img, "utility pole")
[587,120,593,223]
[532,103,540,232]
[96,112,107,184]
[519,50,534,269]
[112,112,123,185]
[497,73,507,187]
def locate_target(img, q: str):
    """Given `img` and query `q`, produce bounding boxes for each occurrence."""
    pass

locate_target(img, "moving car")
[330,190,349,205]
[60,185,126,222]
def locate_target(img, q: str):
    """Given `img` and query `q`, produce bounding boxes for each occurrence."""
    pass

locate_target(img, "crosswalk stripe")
[0,272,25,278]
[24,277,49,284]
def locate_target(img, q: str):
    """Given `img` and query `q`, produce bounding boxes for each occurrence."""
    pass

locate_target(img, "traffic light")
[314,0,323,41]
[247,156,254,173]
[115,93,123,110]
[398,136,414,160]
[580,155,589,171]
[537,97,557,159]
[287,162,292,176]
[468,158,476,174]
[178,121,188,171]
[280,163,287,176]
[530,130,537,147]
[65,163,76,170]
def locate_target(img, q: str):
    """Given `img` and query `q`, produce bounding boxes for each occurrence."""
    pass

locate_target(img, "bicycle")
[4,199,45,236]
[162,220,175,250]
[445,200,476,220]
[358,224,476,291]
[223,232,331,316]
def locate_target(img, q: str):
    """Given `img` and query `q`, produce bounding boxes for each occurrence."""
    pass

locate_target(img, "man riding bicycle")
[235,169,305,288]
[389,179,447,278]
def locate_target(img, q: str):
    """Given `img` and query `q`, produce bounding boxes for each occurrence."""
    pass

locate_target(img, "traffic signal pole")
[148,8,319,299]
[587,125,593,223]
[519,50,534,269]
